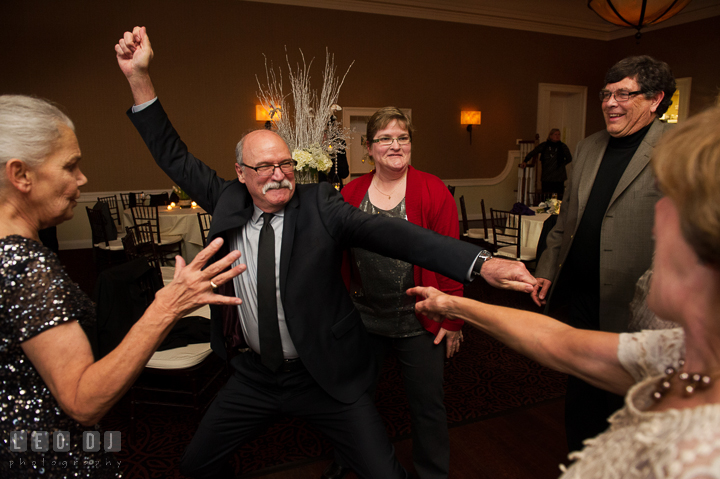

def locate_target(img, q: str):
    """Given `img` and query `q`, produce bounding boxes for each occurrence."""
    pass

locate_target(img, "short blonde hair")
[653,106,720,267]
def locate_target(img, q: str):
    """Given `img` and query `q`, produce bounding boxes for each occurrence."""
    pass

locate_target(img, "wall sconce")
[461,111,481,144]
[256,105,282,130]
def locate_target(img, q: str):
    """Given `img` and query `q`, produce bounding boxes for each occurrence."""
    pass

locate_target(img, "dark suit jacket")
[128,100,480,404]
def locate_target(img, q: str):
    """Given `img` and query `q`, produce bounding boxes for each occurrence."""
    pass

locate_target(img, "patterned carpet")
[101,286,567,478]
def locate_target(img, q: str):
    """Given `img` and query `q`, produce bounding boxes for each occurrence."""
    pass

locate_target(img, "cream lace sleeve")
[617,328,686,382]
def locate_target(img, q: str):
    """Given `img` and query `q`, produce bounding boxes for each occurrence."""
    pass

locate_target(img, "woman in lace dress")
[0,95,245,478]
[409,105,720,478]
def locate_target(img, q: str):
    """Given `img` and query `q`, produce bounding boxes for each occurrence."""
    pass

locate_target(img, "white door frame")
[537,83,587,149]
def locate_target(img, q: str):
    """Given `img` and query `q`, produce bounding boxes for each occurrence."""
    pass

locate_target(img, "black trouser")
[335,332,449,479]
[179,351,407,479]
[565,375,624,453]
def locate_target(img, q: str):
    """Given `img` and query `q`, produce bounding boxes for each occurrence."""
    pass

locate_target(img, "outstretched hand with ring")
[153,237,246,320]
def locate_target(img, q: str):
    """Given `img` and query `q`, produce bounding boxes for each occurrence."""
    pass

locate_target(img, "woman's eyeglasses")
[371,136,411,146]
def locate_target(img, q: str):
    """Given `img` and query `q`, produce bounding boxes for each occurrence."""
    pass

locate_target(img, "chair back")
[124,223,163,271]
[97,195,122,230]
[121,192,145,209]
[528,191,553,206]
[480,199,489,238]
[459,196,470,236]
[197,212,212,247]
[86,206,113,247]
[447,185,456,198]
[490,208,522,259]
[94,258,162,358]
[130,205,162,244]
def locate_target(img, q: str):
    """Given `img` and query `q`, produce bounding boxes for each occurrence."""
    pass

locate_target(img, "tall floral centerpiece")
[256,49,352,184]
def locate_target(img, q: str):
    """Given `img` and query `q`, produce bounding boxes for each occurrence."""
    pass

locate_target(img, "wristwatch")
[472,250,493,276]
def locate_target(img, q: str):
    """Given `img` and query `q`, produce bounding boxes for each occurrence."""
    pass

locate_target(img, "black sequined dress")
[1,236,121,478]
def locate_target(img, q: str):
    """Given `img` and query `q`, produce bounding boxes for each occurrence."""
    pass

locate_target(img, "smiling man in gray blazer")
[531,55,676,452]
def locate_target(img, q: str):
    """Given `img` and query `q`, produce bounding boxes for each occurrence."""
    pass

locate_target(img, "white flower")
[292,144,332,173]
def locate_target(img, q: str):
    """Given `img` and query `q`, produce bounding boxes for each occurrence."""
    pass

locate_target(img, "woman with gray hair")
[0,95,245,478]
[409,106,720,477]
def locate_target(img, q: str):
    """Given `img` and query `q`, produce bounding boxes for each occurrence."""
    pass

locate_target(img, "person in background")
[532,55,676,451]
[410,104,720,478]
[520,128,572,200]
[0,94,245,478]
[324,107,462,479]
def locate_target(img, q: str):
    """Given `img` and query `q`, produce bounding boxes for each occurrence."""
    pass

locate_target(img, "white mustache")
[262,179,294,195]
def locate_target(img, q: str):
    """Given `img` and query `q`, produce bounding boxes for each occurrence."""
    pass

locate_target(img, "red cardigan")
[342,166,464,335]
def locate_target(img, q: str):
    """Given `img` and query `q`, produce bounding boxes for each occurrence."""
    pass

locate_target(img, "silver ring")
[210,280,218,289]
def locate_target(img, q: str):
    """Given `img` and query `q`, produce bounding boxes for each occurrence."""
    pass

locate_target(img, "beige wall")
[1,2,718,247]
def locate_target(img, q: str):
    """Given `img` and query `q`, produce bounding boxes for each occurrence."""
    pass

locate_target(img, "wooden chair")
[96,195,123,234]
[130,205,183,265]
[124,223,175,285]
[120,192,145,210]
[197,212,212,247]
[459,196,495,252]
[86,206,125,270]
[447,185,456,198]
[490,208,537,264]
[92,256,223,439]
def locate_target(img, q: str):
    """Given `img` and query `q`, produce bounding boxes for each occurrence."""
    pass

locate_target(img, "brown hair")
[366,106,414,144]
[653,106,720,267]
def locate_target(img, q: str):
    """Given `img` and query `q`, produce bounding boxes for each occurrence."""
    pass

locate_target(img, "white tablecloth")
[123,207,208,263]
[521,212,552,249]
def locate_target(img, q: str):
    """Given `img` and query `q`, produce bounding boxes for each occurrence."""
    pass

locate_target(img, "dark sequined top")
[351,196,423,338]
[0,236,121,478]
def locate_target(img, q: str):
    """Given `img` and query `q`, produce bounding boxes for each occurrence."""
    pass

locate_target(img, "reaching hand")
[153,237,246,320]
[531,278,552,307]
[481,258,536,293]
[407,286,453,323]
[115,26,153,80]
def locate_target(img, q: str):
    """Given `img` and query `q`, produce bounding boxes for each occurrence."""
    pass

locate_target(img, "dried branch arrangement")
[256,48,353,174]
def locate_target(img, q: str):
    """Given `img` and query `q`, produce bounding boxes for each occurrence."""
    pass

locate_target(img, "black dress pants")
[565,375,624,453]
[179,351,407,479]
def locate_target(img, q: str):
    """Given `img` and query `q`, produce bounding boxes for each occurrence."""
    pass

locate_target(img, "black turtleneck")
[559,121,653,330]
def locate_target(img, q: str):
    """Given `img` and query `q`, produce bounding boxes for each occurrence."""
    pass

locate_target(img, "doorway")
[536,83,587,155]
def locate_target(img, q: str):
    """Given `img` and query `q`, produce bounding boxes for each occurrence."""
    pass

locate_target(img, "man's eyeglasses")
[241,160,297,177]
[599,90,643,102]
[371,136,411,146]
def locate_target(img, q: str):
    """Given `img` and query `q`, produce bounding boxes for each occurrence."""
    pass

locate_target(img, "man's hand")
[480,258,536,293]
[434,328,464,358]
[531,277,552,307]
[115,26,156,105]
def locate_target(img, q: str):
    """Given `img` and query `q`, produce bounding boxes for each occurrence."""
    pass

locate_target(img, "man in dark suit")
[532,55,676,452]
[116,26,536,478]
